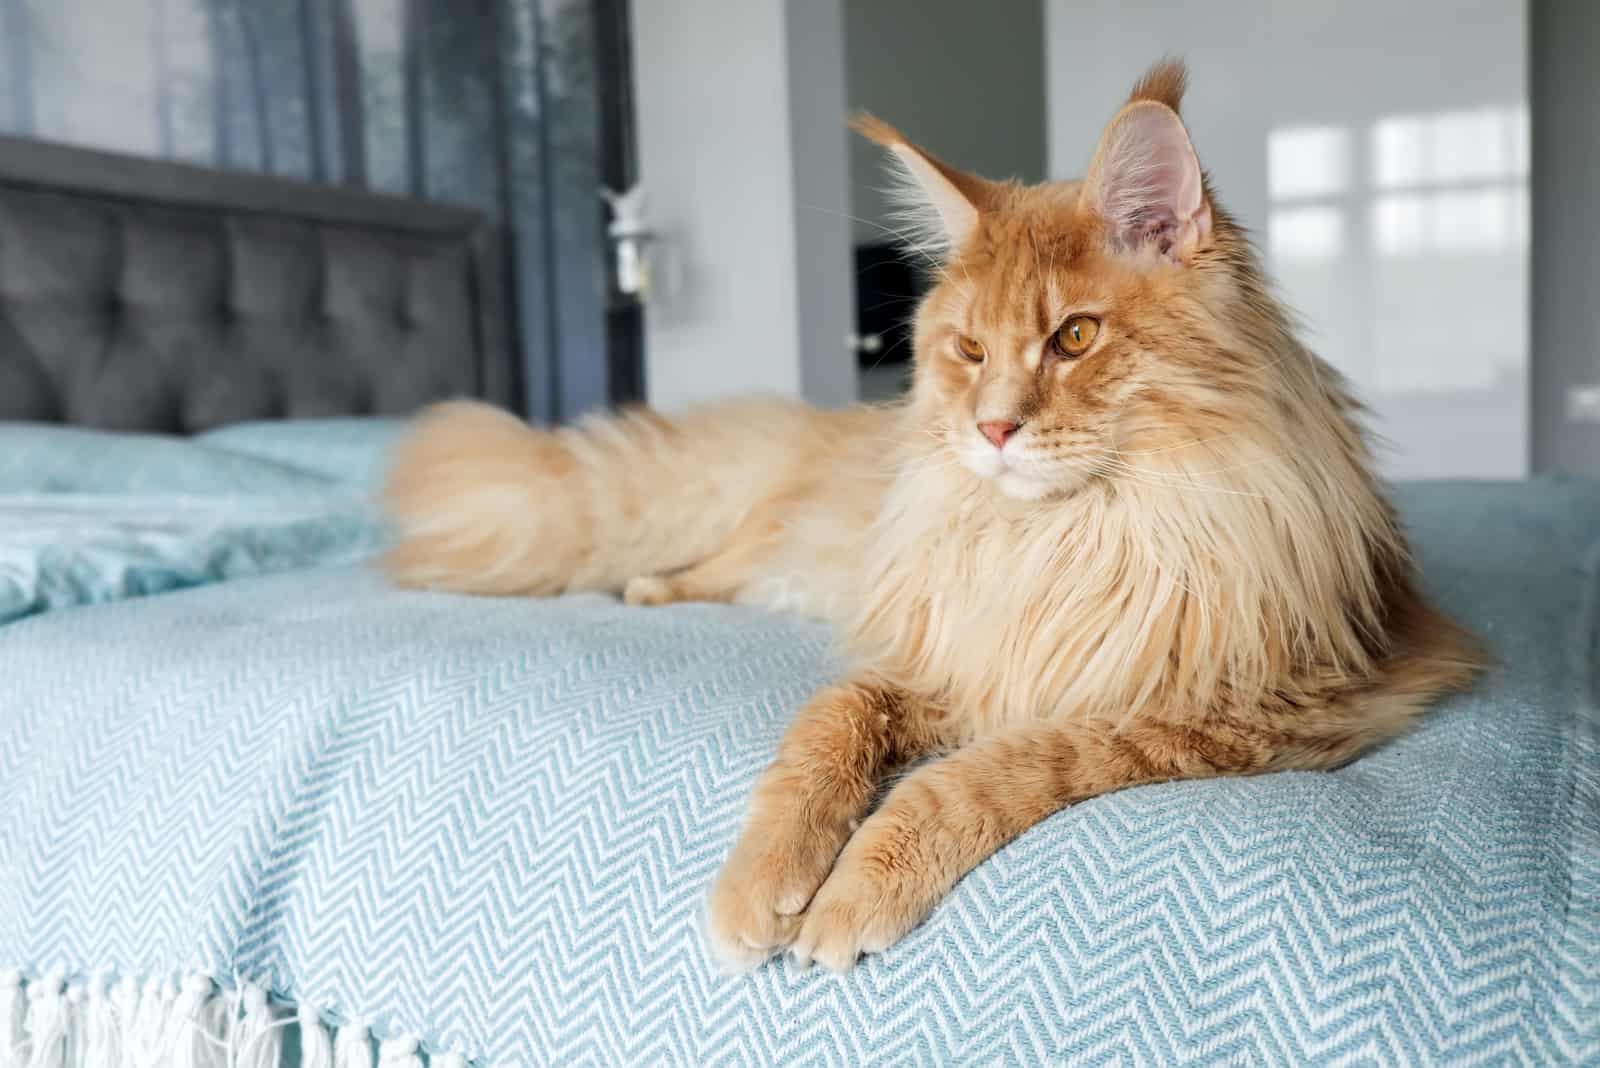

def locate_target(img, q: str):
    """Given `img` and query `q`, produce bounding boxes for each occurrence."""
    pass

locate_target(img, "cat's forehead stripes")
[961,222,1097,344]
[967,245,1048,337]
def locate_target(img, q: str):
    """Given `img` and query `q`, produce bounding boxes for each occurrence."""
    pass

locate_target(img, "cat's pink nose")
[978,420,1019,449]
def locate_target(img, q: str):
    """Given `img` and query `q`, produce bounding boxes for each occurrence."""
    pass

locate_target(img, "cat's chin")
[993,469,1058,501]
[955,447,1068,502]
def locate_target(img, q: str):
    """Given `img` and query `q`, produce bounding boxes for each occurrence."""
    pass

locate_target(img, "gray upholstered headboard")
[0,135,512,433]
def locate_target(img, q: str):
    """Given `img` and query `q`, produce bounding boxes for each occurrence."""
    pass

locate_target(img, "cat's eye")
[955,335,986,362]
[1051,315,1100,358]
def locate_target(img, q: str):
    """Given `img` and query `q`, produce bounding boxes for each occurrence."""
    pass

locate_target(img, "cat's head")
[861,59,1296,501]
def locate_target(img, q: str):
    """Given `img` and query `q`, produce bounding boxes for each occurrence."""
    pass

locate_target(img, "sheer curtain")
[0,0,621,421]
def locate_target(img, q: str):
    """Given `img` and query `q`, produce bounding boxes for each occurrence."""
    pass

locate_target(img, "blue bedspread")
[0,427,1595,1066]
[0,421,393,622]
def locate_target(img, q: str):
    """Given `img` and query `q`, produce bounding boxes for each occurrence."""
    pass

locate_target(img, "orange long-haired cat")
[384,60,1482,972]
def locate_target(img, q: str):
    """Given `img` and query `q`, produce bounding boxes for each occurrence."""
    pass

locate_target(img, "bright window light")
[1269,206,1344,261]
[1373,195,1427,256]
[1372,107,1528,189]
[1268,126,1348,200]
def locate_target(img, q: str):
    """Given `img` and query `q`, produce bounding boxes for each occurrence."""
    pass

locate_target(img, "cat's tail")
[1267,594,1486,771]
[382,397,820,596]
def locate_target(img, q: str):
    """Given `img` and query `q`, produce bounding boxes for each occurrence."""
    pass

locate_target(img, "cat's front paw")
[789,835,929,973]
[703,820,841,972]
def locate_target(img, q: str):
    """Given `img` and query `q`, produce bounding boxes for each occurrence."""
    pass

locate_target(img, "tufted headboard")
[0,135,512,433]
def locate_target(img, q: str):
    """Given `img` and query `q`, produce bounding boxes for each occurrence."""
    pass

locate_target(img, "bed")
[1,138,1597,1068]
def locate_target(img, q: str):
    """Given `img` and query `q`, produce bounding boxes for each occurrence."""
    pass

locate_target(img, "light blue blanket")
[0,424,1595,1066]
[0,421,395,622]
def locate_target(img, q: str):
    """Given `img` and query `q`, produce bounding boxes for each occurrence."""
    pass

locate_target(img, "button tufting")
[0,183,489,429]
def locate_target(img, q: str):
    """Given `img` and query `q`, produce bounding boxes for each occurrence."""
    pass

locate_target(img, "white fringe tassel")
[296,1006,331,1068]
[81,978,117,1068]
[333,1018,371,1068]
[375,1036,421,1068]
[0,971,474,1068]
[108,980,137,1068]
[23,969,68,1068]
[2,969,27,1068]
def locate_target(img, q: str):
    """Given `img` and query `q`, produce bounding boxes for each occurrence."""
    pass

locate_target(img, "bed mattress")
[0,422,1595,1066]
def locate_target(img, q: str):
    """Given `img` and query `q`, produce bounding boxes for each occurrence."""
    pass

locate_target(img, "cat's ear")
[1080,64,1212,264]
[852,113,994,259]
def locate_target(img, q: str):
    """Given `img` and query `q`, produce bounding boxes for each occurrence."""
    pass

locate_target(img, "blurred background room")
[0,0,1593,479]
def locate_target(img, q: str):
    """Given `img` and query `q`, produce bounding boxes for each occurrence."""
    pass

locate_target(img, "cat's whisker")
[799,202,946,276]
[1103,435,1288,476]
[1113,432,1248,457]
[865,335,914,373]
[1084,454,1273,499]
[1107,450,1285,480]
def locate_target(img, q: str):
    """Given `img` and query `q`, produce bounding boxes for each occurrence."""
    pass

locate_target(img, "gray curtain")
[0,0,609,422]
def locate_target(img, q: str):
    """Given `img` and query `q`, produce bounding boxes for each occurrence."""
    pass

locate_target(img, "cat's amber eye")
[955,335,986,362]
[1051,315,1100,358]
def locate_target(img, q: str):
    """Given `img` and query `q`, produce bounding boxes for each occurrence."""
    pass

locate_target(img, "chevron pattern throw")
[1,479,1596,1066]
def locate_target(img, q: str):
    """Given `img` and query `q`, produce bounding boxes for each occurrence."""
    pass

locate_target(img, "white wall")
[843,0,1046,245]
[629,0,855,411]
[787,0,858,408]
[1046,0,1529,480]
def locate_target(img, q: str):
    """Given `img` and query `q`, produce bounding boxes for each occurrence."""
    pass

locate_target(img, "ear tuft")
[1081,98,1211,264]
[851,112,989,261]
[848,112,904,149]
[1127,57,1188,114]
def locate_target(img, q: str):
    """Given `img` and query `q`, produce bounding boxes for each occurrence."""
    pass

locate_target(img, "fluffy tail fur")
[382,397,856,597]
